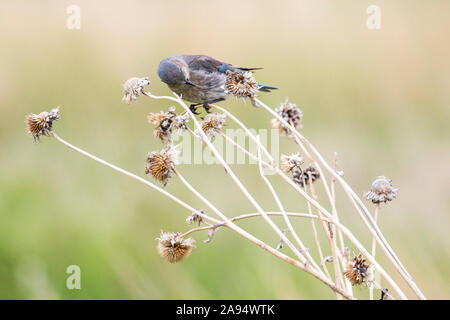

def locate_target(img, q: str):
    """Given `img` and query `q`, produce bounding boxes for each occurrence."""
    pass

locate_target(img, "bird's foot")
[203,103,211,113]
[189,104,201,115]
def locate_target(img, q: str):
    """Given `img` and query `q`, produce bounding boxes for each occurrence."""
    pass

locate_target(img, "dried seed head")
[271,99,303,136]
[156,231,195,263]
[197,113,226,138]
[171,112,190,132]
[145,144,179,186]
[186,210,204,226]
[344,253,370,286]
[280,153,304,173]
[26,107,60,141]
[148,107,177,142]
[364,176,398,204]
[292,165,320,188]
[122,77,150,104]
[225,70,259,99]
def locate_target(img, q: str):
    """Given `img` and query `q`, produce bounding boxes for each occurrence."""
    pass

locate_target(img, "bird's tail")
[258,83,278,92]
[238,67,264,72]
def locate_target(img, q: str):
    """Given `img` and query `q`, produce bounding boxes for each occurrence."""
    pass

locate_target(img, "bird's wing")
[185,55,225,73]
[185,55,263,74]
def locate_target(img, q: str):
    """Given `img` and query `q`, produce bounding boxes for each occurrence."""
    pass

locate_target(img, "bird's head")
[157,57,196,86]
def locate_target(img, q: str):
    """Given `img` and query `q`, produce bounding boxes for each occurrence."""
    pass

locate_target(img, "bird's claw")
[190,105,201,115]
[203,103,211,113]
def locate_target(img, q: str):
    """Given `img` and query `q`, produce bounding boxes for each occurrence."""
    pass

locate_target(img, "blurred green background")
[0,0,449,299]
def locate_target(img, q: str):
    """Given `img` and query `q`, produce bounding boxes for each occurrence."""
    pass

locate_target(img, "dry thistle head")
[145,144,179,186]
[364,176,398,204]
[197,113,226,138]
[186,210,204,226]
[156,231,195,263]
[171,112,190,132]
[280,153,304,173]
[26,107,60,141]
[292,165,320,187]
[271,99,303,136]
[344,253,370,286]
[122,77,150,104]
[225,70,259,99]
[147,107,177,142]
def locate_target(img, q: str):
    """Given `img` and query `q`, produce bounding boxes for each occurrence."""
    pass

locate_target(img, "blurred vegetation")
[0,0,449,299]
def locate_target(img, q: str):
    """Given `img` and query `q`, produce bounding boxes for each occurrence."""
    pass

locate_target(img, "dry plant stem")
[212,100,402,297]
[219,132,271,168]
[142,92,405,298]
[255,97,425,300]
[370,203,380,300]
[143,93,315,268]
[171,94,318,270]
[172,168,352,299]
[309,181,345,291]
[51,126,348,295]
[256,136,325,277]
[274,165,407,299]
[49,131,220,225]
[306,188,333,280]
[213,104,339,277]
[331,154,348,264]
[330,161,353,294]
[211,104,274,164]
[51,127,350,296]
[183,212,330,237]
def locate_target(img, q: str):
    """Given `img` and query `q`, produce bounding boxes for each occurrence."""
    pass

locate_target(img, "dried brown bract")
[122,77,150,104]
[156,231,195,263]
[145,144,179,186]
[344,253,370,286]
[271,99,303,136]
[26,107,60,141]
[364,176,398,204]
[292,165,320,188]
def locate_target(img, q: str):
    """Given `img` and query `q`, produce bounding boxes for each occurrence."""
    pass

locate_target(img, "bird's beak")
[185,79,197,87]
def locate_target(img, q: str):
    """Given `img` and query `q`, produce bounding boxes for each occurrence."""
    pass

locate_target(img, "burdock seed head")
[26,107,60,141]
[156,231,195,263]
[122,77,150,104]
[145,144,179,186]
[364,176,398,204]
[197,113,226,138]
[225,70,259,99]
[344,253,370,286]
[280,153,304,173]
[292,165,320,188]
[271,99,303,136]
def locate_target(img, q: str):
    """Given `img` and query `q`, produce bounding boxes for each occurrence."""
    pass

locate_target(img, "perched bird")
[157,54,277,114]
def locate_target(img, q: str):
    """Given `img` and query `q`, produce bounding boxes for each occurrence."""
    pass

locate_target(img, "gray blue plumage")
[157,54,276,113]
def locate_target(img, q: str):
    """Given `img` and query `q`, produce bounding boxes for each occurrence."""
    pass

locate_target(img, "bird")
[157,54,277,114]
